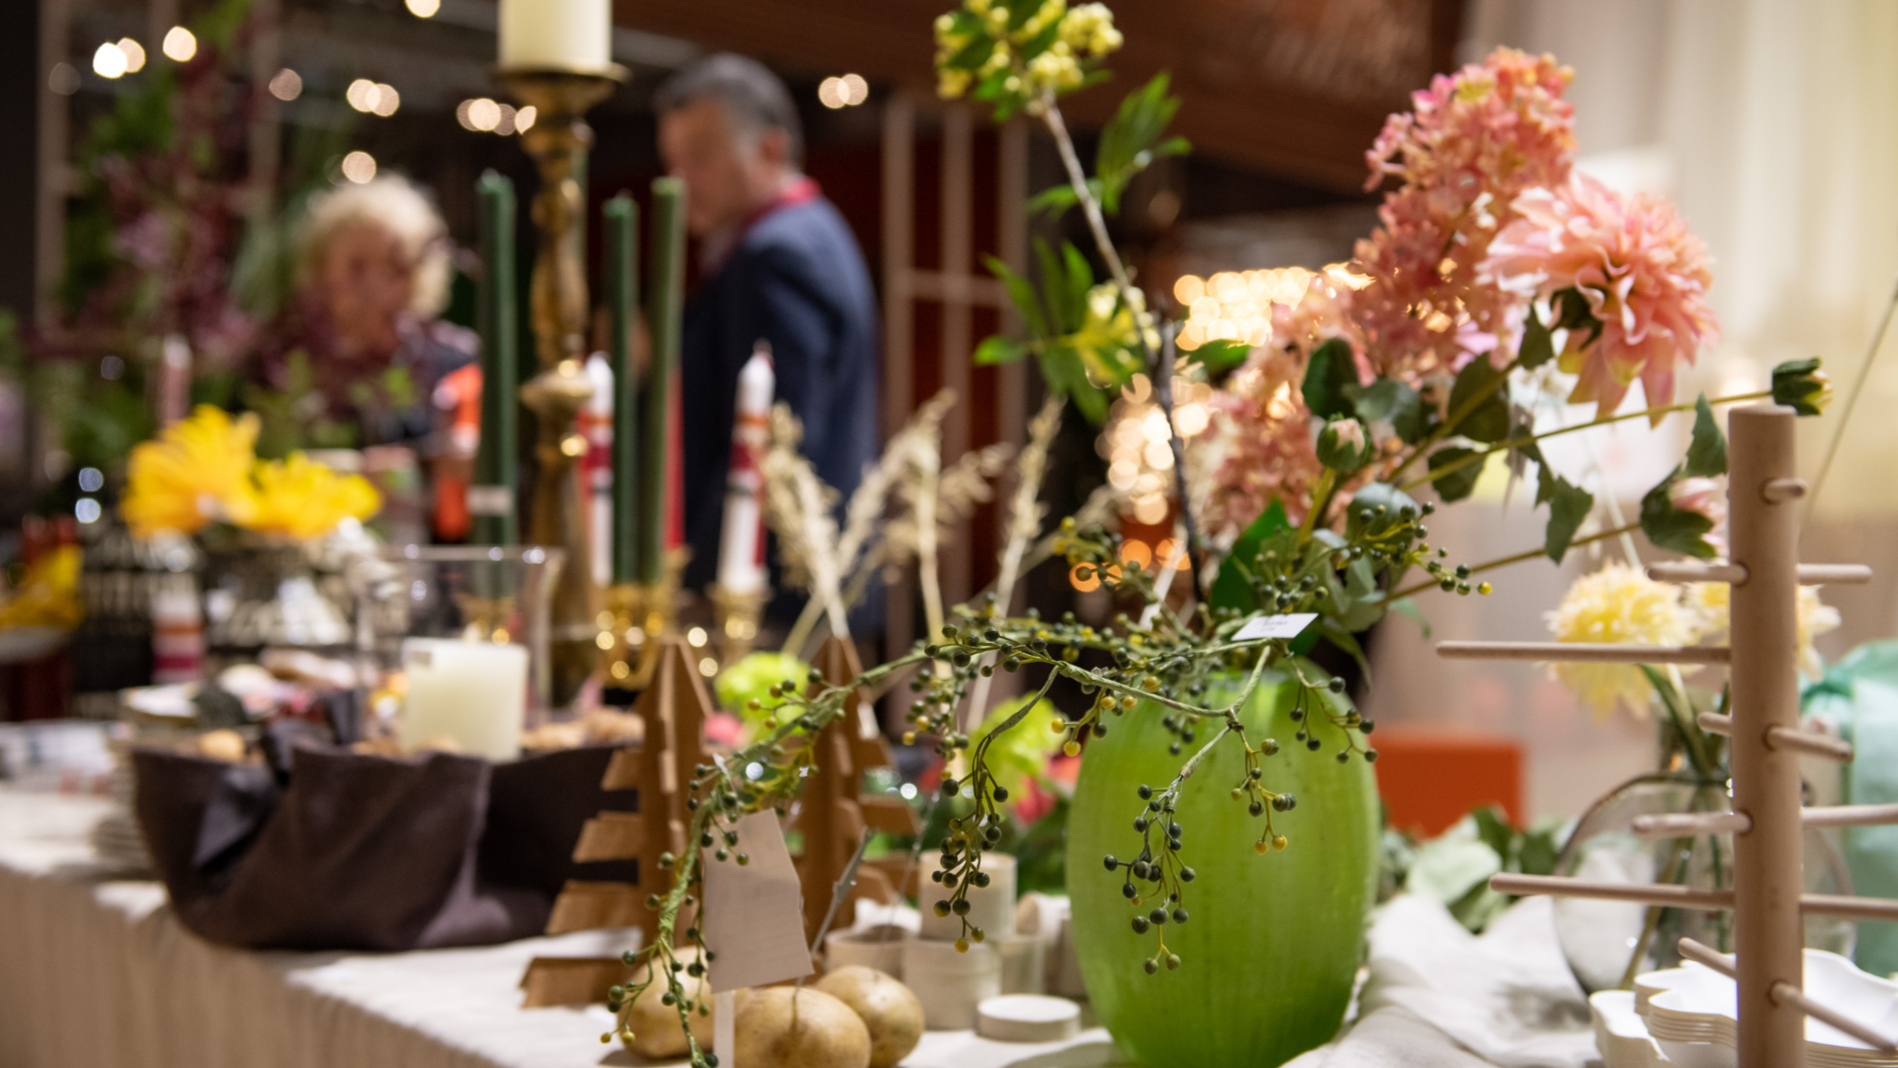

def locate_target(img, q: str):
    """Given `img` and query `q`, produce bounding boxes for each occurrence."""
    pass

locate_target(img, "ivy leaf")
[1540,471,1594,563]
[1517,304,1556,370]
[1345,378,1420,427]
[1185,338,1251,381]
[1210,499,1289,613]
[973,335,1026,366]
[1640,466,1718,558]
[1301,337,1359,420]
[1447,357,1511,443]
[1683,394,1727,477]
[1429,447,1484,502]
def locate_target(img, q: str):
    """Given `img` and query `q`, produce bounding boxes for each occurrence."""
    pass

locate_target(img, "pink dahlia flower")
[1480,173,1720,414]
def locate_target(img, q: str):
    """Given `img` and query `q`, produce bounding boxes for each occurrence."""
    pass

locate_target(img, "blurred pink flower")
[1668,476,1727,554]
[1351,48,1576,375]
[1480,173,1720,413]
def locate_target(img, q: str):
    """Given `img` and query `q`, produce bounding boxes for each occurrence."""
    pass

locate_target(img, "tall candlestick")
[498,0,611,73]
[582,353,614,586]
[473,170,518,547]
[716,345,773,595]
[640,177,686,585]
[605,195,640,586]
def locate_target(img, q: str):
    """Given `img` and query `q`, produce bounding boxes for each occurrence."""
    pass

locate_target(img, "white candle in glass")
[498,0,611,72]
[716,347,774,595]
[400,638,529,761]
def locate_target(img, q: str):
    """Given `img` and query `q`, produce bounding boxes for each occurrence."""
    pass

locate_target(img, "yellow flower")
[1684,580,1838,679]
[938,68,972,99]
[1547,563,1695,719]
[121,405,261,539]
[0,546,83,630]
[234,453,382,541]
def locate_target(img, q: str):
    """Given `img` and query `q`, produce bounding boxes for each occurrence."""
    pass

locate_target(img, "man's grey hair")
[654,53,803,165]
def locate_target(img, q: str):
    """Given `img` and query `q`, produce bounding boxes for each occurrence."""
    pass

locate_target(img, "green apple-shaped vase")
[1068,673,1379,1067]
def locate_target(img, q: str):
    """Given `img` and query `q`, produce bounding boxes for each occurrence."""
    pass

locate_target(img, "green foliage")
[1428,446,1484,502]
[242,351,357,457]
[1684,394,1727,478]
[1091,73,1190,215]
[1640,466,1719,559]
[1517,304,1556,370]
[1344,378,1421,430]
[1301,338,1359,420]
[1384,806,1565,933]
[1183,338,1251,381]
[1539,469,1594,563]
[1446,357,1511,444]
[970,693,1064,799]
[1208,500,1289,613]
[977,239,1144,425]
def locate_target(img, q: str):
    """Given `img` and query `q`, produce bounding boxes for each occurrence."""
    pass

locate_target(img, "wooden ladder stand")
[790,636,923,946]
[518,636,710,1007]
[1438,405,1898,1061]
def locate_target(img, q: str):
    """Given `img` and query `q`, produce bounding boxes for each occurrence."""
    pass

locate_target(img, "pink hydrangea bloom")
[1350,48,1576,375]
[1480,173,1720,413]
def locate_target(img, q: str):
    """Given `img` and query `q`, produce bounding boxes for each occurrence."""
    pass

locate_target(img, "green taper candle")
[604,194,640,585]
[640,177,686,584]
[473,170,518,546]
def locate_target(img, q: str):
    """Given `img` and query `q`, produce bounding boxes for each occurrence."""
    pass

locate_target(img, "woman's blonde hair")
[294,174,453,318]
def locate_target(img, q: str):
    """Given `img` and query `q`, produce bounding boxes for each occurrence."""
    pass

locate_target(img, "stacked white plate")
[1637,949,1898,1067]
[1589,990,1667,1068]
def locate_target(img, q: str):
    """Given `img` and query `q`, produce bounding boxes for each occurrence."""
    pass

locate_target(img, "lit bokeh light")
[405,0,442,16]
[1169,263,1370,351]
[162,26,197,62]
[341,151,377,184]
[268,68,302,101]
[459,97,503,132]
[117,38,146,73]
[818,73,870,109]
[92,42,127,79]
[348,79,399,116]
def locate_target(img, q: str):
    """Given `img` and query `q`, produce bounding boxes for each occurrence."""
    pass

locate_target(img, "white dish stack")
[903,853,1016,1029]
[1591,950,1898,1068]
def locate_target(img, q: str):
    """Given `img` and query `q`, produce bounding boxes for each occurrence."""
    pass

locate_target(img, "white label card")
[1234,613,1318,641]
[700,810,813,993]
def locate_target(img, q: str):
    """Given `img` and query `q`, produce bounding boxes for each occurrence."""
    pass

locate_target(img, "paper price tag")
[700,810,813,993]
[1233,613,1318,641]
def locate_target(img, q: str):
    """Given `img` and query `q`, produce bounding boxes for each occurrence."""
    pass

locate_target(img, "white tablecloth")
[0,788,1595,1068]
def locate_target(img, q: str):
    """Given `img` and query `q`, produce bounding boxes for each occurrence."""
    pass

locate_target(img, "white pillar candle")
[498,0,611,72]
[715,346,774,595]
[400,638,529,761]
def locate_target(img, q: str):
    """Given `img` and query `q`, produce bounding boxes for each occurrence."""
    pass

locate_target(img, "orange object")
[1371,726,1522,837]
[432,364,483,541]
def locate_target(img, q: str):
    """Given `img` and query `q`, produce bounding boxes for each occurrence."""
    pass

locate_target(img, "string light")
[372,83,400,117]
[817,73,870,108]
[1169,263,1371,351]
[47,63,79,95]
[161,26,197,62]
[341,151,377,184]
[268,68,302,101]
[514,105,536,132]
[92,42,128,79]
[117,38,147,73]
[405,0,442,16]
[458,97,502,132]
[347,79,399,116]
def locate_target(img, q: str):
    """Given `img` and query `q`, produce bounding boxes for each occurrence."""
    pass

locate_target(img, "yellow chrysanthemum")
[121,406,260,538]
[234,453,382,541]
[1684,579,1838,679]
[0,546,83,630]
[1547,563,1695,719]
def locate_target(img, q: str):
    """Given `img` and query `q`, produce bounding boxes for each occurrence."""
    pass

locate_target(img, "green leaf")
[1470,806,1517,864]
[1185,338,1251,380]
[1447,357,1511,444]
[1025,183,1082,219]
[1518,305,1556,370]
[1640,466,1718,558]
[1540,472,1594,563]
[1772,357,1831,416]
[1684,394,1727,477]
[1344,482,1421,542]
[973,335,1027,366]
[1345,378,1420,427]
[1095,74,1187,216]
[1210,500,1289,613]
[1428,447,1484,502]
[983,254,1049,338]
[1301,337,1359,420]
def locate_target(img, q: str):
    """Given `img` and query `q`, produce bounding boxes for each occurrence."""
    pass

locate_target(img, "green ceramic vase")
[1068,674,1379,1067]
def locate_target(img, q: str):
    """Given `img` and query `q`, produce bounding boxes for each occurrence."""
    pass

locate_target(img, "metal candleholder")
[498,65,627,707]
[600,549,690,689]
[711,585,767,668]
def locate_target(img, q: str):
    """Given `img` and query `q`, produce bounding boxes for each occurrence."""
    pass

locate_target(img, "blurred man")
[655,54,879,601]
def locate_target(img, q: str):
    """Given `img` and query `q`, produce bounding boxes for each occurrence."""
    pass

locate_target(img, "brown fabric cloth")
[132,743,636,952]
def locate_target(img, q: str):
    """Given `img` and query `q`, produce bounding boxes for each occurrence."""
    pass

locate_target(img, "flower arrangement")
[606,7,1840,1066]
[121,404,381,542]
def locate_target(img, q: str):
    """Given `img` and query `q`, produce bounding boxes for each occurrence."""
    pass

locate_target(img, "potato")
[622,948,714,1059]
[735,986,871,1068]
[815,966,924,1068]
